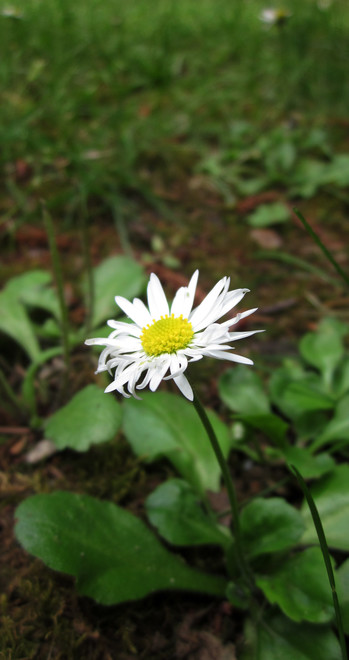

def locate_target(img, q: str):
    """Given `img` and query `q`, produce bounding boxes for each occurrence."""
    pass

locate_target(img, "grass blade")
[293,208,349,288]
[290,464,347,660]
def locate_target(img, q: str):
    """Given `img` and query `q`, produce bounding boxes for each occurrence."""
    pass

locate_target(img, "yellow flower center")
[141,314,194,357]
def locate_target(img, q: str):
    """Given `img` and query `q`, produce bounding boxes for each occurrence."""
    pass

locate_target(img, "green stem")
[42,206,70,379]
[111,198,132,257]
[291,465,347,660]
[80,193,95,335]
[192,390,253,588]
[293,208,349,288]
[0,367,25,419]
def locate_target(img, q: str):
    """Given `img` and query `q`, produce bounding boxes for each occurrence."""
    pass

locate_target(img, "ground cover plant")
[1,0,349,657]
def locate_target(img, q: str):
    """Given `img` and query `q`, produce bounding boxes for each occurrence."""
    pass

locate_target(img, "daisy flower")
[85,270,261,401]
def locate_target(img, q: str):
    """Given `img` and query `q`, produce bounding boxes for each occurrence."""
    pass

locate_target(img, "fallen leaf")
[250,228,282,248]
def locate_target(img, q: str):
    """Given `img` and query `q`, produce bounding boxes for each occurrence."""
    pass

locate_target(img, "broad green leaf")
[91,256,146,327]
[282,446,334,480]
[269,362,307,417]
[241,498,304,559]
[237,413,288,448]
[219,366,269,415]
[270,367,333,421]
[291,158,327,198]
[0,270,61,360]
[5,270,51,298]
[242,613,341,660]
[281,381,334,414]
[336,558,349,634]
[146,479,230,549]
[256,547,334,623]
[122,392,231,496]
[335,358,349,397]
[247,202,291,228]
[0,289,40,360]
[6,270,60,319]
[266,140,296,173]
[325,154,349,187]
[15,492,226,605]
[311,394,349,452]
[45,384,122,451]
[301,464,349,550]
[299,319,346,388]
[292,411,331,444]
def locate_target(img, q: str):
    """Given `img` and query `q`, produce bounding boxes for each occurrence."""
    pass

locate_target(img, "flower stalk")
[42,206,70,378]
[192,389,253,588]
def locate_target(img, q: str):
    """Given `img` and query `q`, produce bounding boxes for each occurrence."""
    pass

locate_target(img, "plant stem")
[80,192,94,335]
[192,390,253,588]
[293,208,349,288]
[291,465,348,660]
[0,367,25,419]
[42,205,70,381]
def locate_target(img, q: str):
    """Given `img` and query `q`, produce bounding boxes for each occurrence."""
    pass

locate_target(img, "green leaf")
[238,413,288,448]
[6,270,60,319]
[122,392,231,496]
[0,289,40,361]
[45,385,122,451]
[242,613,341,660]
[247,202,291,228]
[301,464,349,550]
[6,270,51,298]
[241,498,305,559]
[324,154,349,187]
[270,366,334,422]
[219,366,269,415]
[311,394,349,452]
[334,358,349,397]
[291,158,327,198]
[91,256,146,327]
[280,380,334,414]
[256,547,334,623]
[146,479,231,549]
[282,446,335,480]
[15,492,226,605]
[269,361,307,410]
[336,559,349,634]
[299,319,346,388]
[0,270,62,360]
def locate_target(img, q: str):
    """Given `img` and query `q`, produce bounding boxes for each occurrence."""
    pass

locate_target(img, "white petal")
[149,359,172,391]
[107,320,142,337]
[228,329,263,341]
[85,337,109,346]
[189,277,228,330]
[171,270,199,318]
[204,349,254,365]
[219,289,249,317]
[110,337,142,352]
[170,287,187,318]
[173,373,193,400]
[164,353,188,379]
[104,380,121,393]
[115,296,148,327]
[136,368,153,390]
[132,298,152,327]
[147,273,169,320]
[113,362,144,389]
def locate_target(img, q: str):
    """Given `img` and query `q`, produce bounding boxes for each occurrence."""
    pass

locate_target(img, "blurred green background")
[1,0,349,227]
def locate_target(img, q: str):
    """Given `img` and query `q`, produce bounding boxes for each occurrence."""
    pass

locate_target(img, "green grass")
[1,0,349,224]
